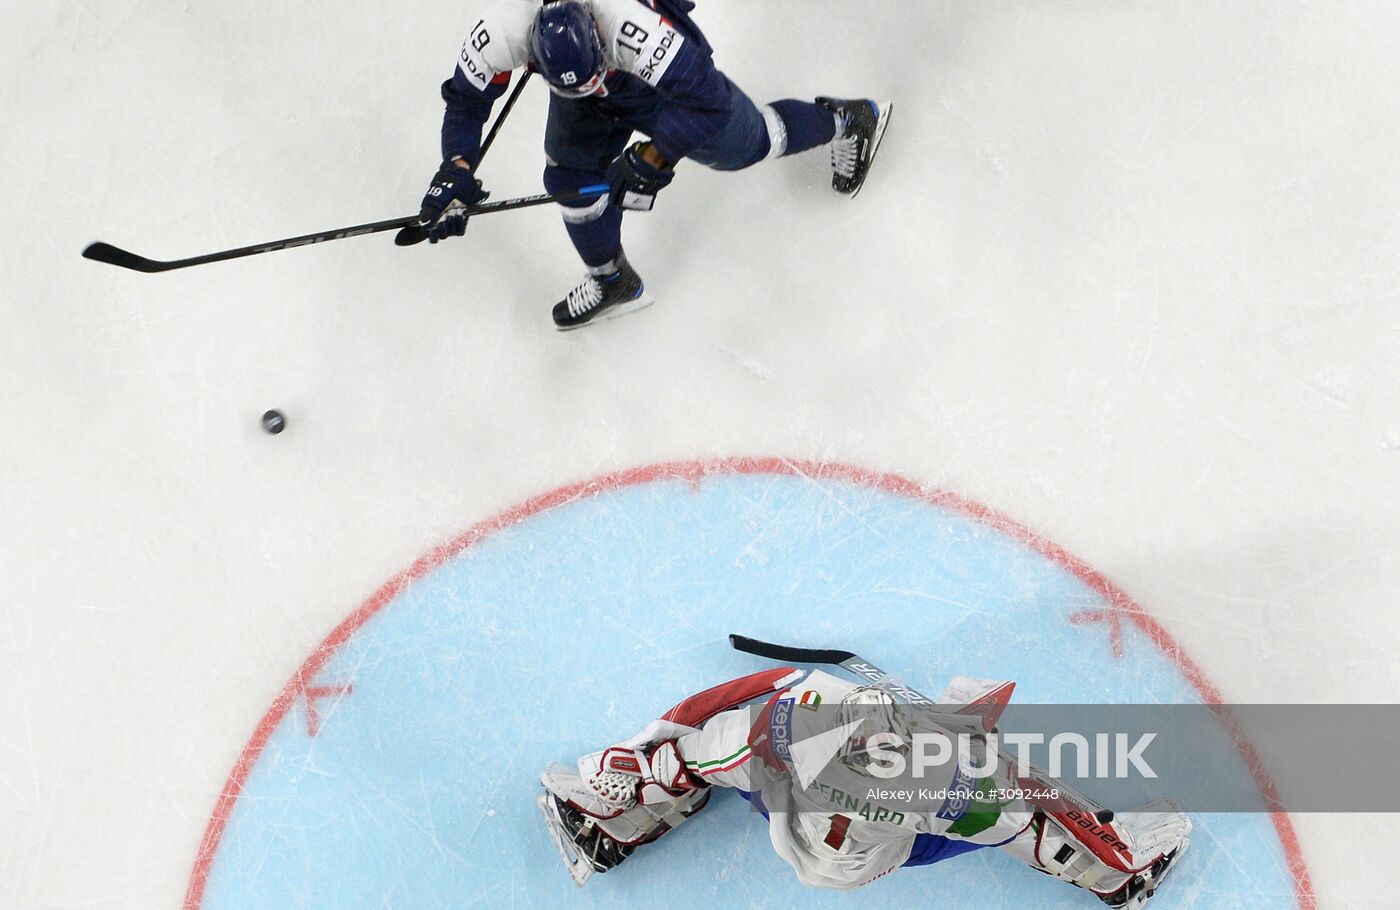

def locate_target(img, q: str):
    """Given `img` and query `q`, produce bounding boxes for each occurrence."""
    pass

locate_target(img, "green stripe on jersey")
[686,744,750,770]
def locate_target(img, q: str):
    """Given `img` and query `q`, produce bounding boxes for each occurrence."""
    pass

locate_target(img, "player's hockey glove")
[418,159,488,243]
[587,742,703,811]
[607,142,674,212]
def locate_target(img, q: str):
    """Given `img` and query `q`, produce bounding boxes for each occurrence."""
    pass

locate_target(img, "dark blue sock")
[544,164,624,268]
[769,99,837,157]
[563,207,623,269]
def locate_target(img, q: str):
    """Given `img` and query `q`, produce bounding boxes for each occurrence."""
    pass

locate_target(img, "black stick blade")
[82,242,168,273]
[728,634,855,665]
[394,225,430,247]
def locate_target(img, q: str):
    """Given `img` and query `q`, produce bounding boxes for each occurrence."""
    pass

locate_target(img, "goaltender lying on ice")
[538,656,1190,909]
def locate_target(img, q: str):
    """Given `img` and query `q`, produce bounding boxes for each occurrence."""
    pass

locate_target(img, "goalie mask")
[837,686,914,773]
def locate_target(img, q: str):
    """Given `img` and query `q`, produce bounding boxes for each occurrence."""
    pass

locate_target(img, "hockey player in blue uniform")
[413,0,892,329]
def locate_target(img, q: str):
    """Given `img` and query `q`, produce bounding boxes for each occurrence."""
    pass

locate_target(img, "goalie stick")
[727,634,1114,821]
[727,635,1002,737]
[81,72,545,273]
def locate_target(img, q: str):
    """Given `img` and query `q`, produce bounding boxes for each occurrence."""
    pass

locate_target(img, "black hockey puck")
[261,409,286,435]
[1095,810,1115,824]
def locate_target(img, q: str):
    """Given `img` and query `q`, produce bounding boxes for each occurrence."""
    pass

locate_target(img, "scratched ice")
[6,3,1400,910]
[199,471,1294,909]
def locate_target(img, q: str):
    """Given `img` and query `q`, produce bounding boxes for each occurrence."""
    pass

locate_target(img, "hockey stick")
[727,635,992,736]
[393,70,533,247]
[81,185,607,273]
[81,71,540,273]
[481,70,533,162]
[728,634,1112,818]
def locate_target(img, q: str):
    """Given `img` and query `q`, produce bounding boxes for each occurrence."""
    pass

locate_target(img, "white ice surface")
[4,1,1400,907]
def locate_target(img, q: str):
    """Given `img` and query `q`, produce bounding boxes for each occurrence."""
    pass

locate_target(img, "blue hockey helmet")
[530,1,608,98]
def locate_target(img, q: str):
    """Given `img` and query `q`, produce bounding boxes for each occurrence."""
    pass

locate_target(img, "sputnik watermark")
[859,731,1159,779]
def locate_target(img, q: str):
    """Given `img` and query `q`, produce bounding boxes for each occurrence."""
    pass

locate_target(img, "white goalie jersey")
[673,669,1034,889]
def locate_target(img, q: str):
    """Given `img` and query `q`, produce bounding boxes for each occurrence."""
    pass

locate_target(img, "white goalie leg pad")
[538,718,719,887]
[1003,801,1191,897]
[1112,800,1192,872]
[1025,814,1133,894]
[540,763,709,844]
[542,762,628,821]
[593,791,708,846]
[936,675,1012,705]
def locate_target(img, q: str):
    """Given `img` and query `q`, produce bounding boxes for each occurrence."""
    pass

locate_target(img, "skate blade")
[850,101,894,200]
[554,291,656,332]
[537,794,596,887]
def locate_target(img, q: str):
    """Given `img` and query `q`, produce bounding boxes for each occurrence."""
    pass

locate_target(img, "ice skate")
[817,97,893,197]
[551,254,653,331]
[537,792,632,886]
[537,763,711,887]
